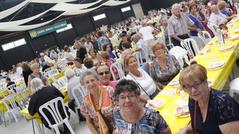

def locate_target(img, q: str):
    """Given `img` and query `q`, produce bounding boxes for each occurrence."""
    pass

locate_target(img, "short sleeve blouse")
[114,107,169,134]
[189,89,239,134]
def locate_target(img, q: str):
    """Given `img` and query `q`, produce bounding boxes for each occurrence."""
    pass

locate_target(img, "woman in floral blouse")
[113,79,171,134]
[150,42,181,86]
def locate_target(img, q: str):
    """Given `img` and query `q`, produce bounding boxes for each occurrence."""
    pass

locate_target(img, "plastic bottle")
[216,28,224,47]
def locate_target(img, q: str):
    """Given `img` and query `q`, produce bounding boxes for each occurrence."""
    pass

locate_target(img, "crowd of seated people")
[1,0,239,133]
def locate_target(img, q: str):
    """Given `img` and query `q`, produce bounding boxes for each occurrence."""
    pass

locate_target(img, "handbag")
[89,89,109,134]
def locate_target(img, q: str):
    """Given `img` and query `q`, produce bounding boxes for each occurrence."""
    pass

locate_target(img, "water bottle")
[216,28,224,47]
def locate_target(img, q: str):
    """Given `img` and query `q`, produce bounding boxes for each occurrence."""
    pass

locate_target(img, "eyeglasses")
[183,80,205,92]
[118,94,136,101]
[98,71,110,76]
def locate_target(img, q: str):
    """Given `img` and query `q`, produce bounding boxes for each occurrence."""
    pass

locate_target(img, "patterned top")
[81,86,115,133]
[167,13,194,36]
[150,55,181,85]
[114,107,169,134]
[189,89,239,134]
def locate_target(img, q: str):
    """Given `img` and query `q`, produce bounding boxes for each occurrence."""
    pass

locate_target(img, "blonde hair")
[218,1,228,10]
[179,64,207,87]
[124,55,136,66]
[30,63,40,70]
[151,42,167,54]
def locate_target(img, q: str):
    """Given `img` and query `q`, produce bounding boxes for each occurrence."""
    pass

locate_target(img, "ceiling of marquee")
[0,0,130,32]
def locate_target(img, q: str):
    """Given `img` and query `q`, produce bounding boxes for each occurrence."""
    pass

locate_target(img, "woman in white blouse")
[124,55,159,102]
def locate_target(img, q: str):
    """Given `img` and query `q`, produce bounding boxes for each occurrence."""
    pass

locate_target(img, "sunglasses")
[98,71,110,76]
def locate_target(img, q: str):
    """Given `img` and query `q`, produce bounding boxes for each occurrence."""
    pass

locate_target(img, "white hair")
[30,78,44,94]
[65,69,75,80]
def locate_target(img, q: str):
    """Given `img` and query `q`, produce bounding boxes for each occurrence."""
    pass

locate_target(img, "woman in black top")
[178,64,239,134]
[21,62,32,86]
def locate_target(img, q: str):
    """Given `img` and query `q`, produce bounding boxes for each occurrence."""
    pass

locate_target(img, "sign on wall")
[29,21,67,39]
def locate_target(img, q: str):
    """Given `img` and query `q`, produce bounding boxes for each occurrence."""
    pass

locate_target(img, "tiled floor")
[0,110,91,134]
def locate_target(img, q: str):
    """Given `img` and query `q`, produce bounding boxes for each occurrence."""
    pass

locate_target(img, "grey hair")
[30,78,44,94]
[65,69,75,80]
[80,69,99,86]
[171,3,181,13]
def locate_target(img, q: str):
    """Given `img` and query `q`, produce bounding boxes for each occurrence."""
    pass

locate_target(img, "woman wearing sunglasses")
[178,64,239,134]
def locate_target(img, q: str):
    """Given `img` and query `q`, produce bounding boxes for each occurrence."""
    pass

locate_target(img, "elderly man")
[96,64,117,89]
[208,5,233,27]
[167,3,199,47]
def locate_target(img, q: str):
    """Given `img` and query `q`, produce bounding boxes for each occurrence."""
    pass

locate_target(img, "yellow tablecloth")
[155,20,239,133]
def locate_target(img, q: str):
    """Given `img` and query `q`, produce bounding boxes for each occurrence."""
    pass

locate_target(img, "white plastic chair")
[169,46,189,68]
[229,78,239,97]
[72,85,86,121]
[198,31,212,45]
[53,77,67,89]
[133,51,144,67]
[44,69,59,77]
[180,38,199,57]
[110,62,125,81]
[2,94,21,125]
[207,23,218,35]
[39,97,75,134]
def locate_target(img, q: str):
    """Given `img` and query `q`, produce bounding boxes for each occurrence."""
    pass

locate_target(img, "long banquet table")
[154,19,239,133]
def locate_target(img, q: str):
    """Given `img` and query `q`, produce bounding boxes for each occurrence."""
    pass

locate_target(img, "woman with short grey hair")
[30,78,44,94]
[80,69,115,134]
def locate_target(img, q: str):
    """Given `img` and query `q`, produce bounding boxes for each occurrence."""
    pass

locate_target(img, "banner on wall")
[29,21,67,39]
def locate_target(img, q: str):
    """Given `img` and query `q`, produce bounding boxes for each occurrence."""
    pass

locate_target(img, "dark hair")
[114,79,141,100]
[74,58,83,64]
[83,58,94,69]
[122,41,131,49]
[102,44,109,51]
[6,77,11,81]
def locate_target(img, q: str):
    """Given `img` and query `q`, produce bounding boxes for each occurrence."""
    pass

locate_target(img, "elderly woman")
[28,63,48,86]
[125,55,159,101]
[80,69,114,134]
[218,0,232,17]
[113,79,171,134]
[150,42,181,86]
[178,64,239,134]
[28,78,70,134]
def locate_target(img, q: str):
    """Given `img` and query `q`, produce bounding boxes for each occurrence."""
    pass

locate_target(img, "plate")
[146,99,165,109]
[168,81,179,86]
[220,45,235,51]
[175,105,190,117]
[207,61,225,70]
[234,29,239,33]
[199,47,210,55]
[229,35,239,40]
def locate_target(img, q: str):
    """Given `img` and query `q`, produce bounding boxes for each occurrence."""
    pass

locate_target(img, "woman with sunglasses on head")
[113,79,171,134]
[177,64,239,134]
[124,55,159,102]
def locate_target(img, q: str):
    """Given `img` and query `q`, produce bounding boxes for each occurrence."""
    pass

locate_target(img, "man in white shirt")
[139,22,156,61]
[209,5,229,27]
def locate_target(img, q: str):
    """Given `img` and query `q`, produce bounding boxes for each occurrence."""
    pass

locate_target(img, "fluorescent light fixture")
[56,24,73,33]
[93,13,106,21]
[2,38,26,51]
[121,6,131,12]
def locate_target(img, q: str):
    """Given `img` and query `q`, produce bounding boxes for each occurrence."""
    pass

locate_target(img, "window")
[1,38,26,51]
[93,13,106,21]
[121,6,131,12]
[56,23,73,33]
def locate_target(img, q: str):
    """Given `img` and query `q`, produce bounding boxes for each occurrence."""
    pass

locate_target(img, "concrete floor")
[0,110,91,134]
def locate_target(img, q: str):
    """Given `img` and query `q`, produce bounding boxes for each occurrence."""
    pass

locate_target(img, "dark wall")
[54,28,77,48]
[0,33,35,69]
[30,34,57,54]
[106,7,122,25]
[140,0,183,14]
[72,14,95,36]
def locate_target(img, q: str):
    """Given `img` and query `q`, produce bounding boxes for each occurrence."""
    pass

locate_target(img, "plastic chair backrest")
[110,62,125,81]
[169,46,189,68]
[180,38,199,57]
[198,31,212,44]
[2,94,18,111]
[207,23,218,35]
[133,52,144,66]
[39,97,69,127]
[72,85,86,108]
